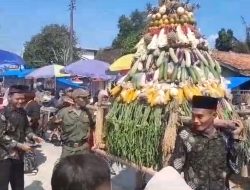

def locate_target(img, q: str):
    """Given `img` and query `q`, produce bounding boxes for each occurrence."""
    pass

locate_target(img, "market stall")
[25,64,70,91]
[64,59,114,97]
[93,0,250,174]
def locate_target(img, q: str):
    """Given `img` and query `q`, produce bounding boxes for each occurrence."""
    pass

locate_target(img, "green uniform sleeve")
[57,108,65,120]
[169,131,187,173]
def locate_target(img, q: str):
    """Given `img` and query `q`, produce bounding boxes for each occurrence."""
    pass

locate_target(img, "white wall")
[81,51,95,60]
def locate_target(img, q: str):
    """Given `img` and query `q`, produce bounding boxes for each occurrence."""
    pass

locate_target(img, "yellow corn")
[164,90,171,104]
[126,89,135,104]
[177,88,185,104]
[132,90,140,101]
[183,85,193,101]
[110,85,122,96]
[217,84,225,97]
[120,89,128,103]
[192,85,202,96]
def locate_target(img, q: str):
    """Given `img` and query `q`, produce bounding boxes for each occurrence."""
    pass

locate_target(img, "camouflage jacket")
[0,105,35,160]
[170,127,241,190]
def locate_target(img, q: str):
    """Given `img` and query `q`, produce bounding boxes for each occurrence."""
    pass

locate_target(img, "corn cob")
[156,51,166,67]
[177,88,185,104]
[110,85,122,97]
[194,49,209,66]
[169,48,178,64]
[192,85,202,96]
[184,49,191,67]
[164,90,171,104]
[183,85,194,101]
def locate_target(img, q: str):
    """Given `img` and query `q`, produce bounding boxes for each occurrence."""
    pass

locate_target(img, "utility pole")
[241,16,250,46]
[69,0,76,64]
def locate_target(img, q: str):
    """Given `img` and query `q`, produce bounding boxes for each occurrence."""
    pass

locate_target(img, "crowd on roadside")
[0,84,246,190]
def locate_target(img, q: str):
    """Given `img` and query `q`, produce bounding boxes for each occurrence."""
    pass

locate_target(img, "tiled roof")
[212,51,250,74]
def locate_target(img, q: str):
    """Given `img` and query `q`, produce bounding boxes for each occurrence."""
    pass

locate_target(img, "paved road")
[24,142,138,190]
[23,142,250,190]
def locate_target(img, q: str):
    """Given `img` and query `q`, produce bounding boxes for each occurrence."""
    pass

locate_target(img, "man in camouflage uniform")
[55,88,94,158]
[0,85,43,190]
[170,96,243,190]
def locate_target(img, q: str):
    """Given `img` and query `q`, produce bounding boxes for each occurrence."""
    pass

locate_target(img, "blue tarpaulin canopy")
[56,78,80,88]
[0,50,26,65]
[227,77,250,89]
[0,69,34,78]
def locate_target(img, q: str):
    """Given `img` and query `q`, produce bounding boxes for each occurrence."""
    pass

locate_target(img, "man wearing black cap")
[0,85,43,190]
[170,96,243,190]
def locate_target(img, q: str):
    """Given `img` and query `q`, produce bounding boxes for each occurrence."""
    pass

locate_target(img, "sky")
[0,0,250,55]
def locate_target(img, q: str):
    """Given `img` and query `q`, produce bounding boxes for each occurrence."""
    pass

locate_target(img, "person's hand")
[33,136,44,144]
[214,119,233,129]
[18,144,32,153]
[231,120,244,140]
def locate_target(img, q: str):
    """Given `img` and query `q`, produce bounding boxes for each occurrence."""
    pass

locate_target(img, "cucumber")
[214,60,222,74]
[192,66,201,82]
[171,65,178,82]
[163,55,169,81]
[183,66,189,81]
[159,60,165,80]
[181,67,186,82]
[177,66,182,81]
[204,51,215,68]
[187,67,197,83]
[204,66,209,80]
[209,65,220,80]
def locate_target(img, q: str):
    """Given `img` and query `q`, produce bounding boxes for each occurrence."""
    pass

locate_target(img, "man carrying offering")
[170,95,243,190]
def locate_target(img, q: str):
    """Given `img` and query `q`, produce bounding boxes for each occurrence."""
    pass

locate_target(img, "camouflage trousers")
[60,142,90,158]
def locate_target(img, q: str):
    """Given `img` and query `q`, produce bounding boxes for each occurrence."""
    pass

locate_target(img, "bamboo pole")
[92,148,157,176]
[94,106,105,148]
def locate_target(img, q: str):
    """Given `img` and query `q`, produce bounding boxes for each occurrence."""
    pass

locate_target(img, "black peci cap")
[192,95,218,110]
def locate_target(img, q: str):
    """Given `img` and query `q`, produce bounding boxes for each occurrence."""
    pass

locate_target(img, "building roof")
[212,51,250,76]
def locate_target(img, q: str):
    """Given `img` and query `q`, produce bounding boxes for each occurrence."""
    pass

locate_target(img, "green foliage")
[215,28,234,52]
[121,32,141,55]
[233,41,250,54]
[215,28,250,54]
[112,7,150,55]
[23,24,80,68]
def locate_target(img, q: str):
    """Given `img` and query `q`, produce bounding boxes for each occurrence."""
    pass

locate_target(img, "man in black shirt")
[25,92,41,135]
[0,85,43,190]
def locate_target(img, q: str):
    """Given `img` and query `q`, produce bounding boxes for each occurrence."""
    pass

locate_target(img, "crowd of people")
[0,84,245,190]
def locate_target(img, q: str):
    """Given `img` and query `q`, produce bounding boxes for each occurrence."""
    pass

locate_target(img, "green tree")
[23,24,80,68]
[233,41,250,53]
[112,7,150,55]
[215,28,234,51]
